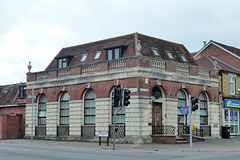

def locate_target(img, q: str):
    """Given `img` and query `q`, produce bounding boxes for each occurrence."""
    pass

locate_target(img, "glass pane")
[61,92,70,101]
[235,125,239,134]
[39,118,46,125]
[178,115,184,123]
[115,48,119,59]
[39,111,47,117]
[94,51,102,60]
[61,102,69,109]
[81,54,88,62]
[60,117,69,125]
[108,50,112,60]
[39,95,47,103]
[200,110,208,116]
[62,61,67,68]
[61,110,69,116]
[200,117,207,124]
[58,59,62,68]
[39,104,46,110]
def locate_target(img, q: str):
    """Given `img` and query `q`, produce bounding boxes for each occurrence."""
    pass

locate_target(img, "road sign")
[180,106,189,115]
[28,95,36,99]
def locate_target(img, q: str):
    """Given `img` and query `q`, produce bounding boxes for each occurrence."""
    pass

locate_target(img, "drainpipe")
[219,71,224,131]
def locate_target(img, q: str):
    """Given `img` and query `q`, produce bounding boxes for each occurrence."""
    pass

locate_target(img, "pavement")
[1,137,240,153]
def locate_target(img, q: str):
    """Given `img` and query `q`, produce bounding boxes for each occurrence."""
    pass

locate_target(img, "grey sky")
[1,0,240,85]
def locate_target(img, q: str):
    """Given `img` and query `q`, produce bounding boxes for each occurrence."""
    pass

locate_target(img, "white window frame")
[229,75,236,95]
[81,54,88,62]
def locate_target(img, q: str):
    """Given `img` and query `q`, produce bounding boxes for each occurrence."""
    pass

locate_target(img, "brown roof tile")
[45,33,198,70]
[0,83,26,106]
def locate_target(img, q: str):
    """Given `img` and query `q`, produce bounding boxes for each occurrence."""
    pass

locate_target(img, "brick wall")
[0,115,24,139]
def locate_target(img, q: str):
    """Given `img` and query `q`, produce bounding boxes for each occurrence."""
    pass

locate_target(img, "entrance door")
[152,103,162,134]
[225,108,239,135]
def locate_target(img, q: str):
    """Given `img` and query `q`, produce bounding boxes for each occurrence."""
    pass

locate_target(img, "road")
[1,142,240,160]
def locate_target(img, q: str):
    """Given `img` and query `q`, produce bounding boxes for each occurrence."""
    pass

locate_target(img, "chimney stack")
[203,41,207,46]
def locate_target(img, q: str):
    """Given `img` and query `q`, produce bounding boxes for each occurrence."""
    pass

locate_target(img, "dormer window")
[107,48,120,60]
[166,50,174,60]
[58,58,67,68]
[152,48,159,57]
[57,55,73,69]
[103,44,127,60]
[94,51,102,60]
[81,54,88,62]
[19,86,26,99]
[180,54,187,62]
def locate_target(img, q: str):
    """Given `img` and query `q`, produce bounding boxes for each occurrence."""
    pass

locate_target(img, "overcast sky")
[1,0,240,85]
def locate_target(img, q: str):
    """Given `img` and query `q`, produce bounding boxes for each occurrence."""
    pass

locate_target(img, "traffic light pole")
[113,85,123,150]
[189,95,192,148]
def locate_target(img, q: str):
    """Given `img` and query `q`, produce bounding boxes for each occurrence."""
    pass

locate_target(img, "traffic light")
[112,87,121,107]
[123,89,131,106]
[191,97,198,111]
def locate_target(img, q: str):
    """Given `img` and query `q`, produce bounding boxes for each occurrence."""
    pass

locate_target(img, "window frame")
[229,75,236,95]
[94,51,102,60]
[199,92,208,125]
[177,90,187,125]
[180,54,187,62]
[166,50,174,60]
[107,48,121,60]
[80,53,88,62]
[19,86,26,99]
[60,92,70,125]
[84,89,96,125]
[38,94,47,125]
[152,47,160,57]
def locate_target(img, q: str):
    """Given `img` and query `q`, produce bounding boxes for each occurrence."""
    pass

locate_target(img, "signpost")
[28,88,36,142]
[189,95,192,148]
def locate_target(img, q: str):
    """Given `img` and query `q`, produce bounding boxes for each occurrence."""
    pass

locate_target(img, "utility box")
[221,126,230,139]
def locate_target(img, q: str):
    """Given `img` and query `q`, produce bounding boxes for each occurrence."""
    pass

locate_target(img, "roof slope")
[45,32,198,70]
[0,83,26,106]
[211,40,240,57]
[196,56,240,74]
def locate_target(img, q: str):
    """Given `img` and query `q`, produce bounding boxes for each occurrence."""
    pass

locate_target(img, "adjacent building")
[25,33,219,143]
[0,83,26,139]
[195,40,240,136]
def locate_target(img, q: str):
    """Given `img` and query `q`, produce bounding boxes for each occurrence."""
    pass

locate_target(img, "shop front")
[224,99,240,135]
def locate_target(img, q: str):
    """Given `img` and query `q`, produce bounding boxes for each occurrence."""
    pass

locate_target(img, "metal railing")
[81,125,95,138]
[57,125,69,137]
[35,125,46,136]
[153,125,175,135]
[109,125,125,138]
[178,125,211,137]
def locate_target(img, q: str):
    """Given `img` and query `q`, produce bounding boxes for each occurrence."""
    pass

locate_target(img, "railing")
[153,125,175,135]
[178,125,190,136]
[81,125,95,138]
[58,69,70,78]
[35,125,46,136]
[109,125,125,138]
[176,64,189,74]
[109,60,126,71]
[82,64,97,74]
[178,125,211,137]
[200,125,211,137]
[57,125,69,137]
[151,60,165,71]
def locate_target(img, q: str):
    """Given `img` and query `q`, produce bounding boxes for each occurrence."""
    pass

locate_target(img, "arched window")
[38,94,47,125]
[200,92,208,125]
[60,92,70,125]
[112,87,125,124]
[84,89,96,125]
[177,90,187,124]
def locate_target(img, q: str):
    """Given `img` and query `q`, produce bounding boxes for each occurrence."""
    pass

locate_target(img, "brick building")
[25,33,219,143]
[0,83,26,139]
[195,41,240,136]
